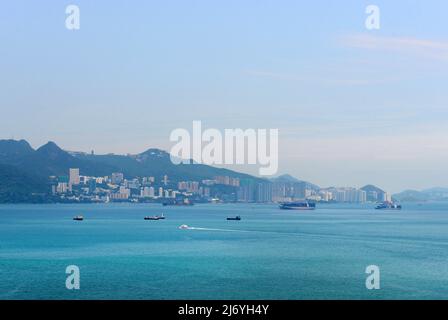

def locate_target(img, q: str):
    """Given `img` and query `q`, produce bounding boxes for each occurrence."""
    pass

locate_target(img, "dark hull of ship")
[279,203,316,210]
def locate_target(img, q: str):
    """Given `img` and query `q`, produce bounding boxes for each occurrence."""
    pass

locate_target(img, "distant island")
[0,139,444,204]
[393,188,448,202]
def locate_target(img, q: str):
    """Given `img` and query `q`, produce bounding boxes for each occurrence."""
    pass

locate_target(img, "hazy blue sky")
[1,1,448,192]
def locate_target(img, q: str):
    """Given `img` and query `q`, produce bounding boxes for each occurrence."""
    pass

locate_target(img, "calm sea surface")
[1,202,448,300]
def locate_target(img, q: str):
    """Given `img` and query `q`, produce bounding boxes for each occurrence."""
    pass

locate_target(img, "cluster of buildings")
[271,181,391,204]
[52,169,196,203]
[312,187,391,203]
[50,169,390,204]
[51,169,235,203]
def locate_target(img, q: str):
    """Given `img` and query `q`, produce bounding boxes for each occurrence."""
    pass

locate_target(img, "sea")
[1,202,448,300]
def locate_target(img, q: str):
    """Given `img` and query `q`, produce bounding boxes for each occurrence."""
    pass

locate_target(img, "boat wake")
[180,226,253,233]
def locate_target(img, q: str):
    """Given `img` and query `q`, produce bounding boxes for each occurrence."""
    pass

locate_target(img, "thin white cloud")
[341,34,448,61]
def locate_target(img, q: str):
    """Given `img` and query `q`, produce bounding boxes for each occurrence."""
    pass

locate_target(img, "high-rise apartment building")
[69,168,80,186]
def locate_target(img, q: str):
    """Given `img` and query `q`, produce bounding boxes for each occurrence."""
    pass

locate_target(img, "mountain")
[270,174,320,190]
[360,184,385,194]
[393,188,448,202]
[0,139,34,163]
[360,184,387,202]
[12,141,118,178]
[393,190,430,202]
[0,139,268,202]
[271,174,301,183]
[0,164,47,202]
[76,147,266,182]
[422,187,448,194]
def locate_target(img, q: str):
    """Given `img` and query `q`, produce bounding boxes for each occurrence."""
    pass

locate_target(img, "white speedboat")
[178,224,190,230]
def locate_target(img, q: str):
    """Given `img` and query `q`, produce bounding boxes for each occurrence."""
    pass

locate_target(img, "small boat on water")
[178,224,190,230]
[227,216,241,221]
[375,202,402,210]
[144,214,165,220]
[73,215,84,221]
[163,199,194,206]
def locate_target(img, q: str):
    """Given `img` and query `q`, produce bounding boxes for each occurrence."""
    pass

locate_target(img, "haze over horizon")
[1,1,448,193]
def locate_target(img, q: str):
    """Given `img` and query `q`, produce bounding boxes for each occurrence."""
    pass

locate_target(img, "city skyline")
[50,165,391,205]
[1,1,448,192]
[1,137,407,204]
[2,137,447,195]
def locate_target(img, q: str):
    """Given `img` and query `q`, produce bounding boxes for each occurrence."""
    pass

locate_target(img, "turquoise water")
[1,202,448,300]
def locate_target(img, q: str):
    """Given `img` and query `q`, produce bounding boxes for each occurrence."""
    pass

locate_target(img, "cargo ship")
[279,202,316,210]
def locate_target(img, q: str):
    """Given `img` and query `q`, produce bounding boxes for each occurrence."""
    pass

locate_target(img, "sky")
[1,0,448,193]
